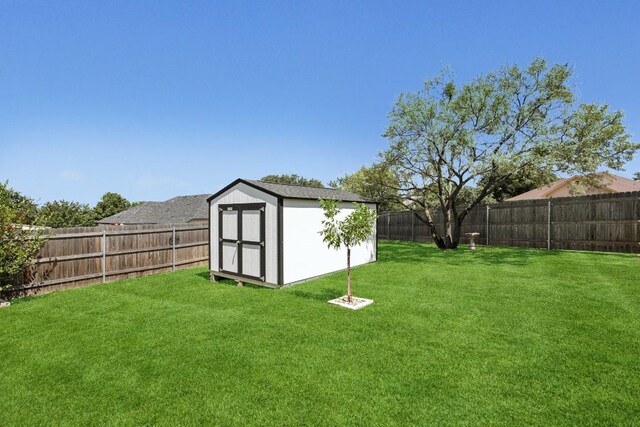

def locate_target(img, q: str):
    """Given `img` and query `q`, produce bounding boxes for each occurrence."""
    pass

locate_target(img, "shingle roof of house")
[97,194,211,224]
[207,178,375,203]
[506,173,640,201]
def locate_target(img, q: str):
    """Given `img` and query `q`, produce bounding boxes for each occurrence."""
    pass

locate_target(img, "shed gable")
[209,182,279,285]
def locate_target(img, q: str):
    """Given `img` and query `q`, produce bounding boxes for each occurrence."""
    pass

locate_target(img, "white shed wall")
[209,183,279,284]
[282,199,376,284]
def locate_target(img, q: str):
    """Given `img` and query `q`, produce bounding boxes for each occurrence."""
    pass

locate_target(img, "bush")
[0,182,48,293]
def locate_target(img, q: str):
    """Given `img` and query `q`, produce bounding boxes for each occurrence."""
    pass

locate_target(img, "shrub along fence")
[378,191,640,254]
[9,223,208,297]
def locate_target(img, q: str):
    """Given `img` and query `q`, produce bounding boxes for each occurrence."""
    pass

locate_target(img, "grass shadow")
[379,240,565,266]
[220,278,271,290]
[289,287,343,302]
[195,271,266,289]
[195,271,212,281]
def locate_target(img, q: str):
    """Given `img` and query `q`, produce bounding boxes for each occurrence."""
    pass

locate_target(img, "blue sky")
[2,0,639,205]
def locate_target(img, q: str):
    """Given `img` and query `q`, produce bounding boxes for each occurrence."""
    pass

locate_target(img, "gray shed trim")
[206,179,374,203]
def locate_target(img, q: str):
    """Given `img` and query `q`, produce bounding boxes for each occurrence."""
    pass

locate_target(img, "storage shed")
[207,179,377,288]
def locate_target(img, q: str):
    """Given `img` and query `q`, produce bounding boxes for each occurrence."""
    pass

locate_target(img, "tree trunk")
[414,211,446,249]
[416,210,463,250]
[346,247,352,303]
[429,224,446,249]
[443,207,454,248]
[449,217,463,249]
[414,209,465,250]
[441,208,462,249]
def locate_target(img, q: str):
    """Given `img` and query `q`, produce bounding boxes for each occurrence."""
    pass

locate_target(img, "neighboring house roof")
[506,173,640,201]
[97,194,211,224]
[207,178,375,203]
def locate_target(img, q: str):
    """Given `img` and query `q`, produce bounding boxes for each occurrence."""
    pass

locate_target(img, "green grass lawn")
[1,242,639,425]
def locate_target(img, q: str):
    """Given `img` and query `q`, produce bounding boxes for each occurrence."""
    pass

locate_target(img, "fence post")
[172,226,176,271]
[387,212,390,240]
[101,230,106,283]
[637,198,639,250]
[486,206,490,246]
[411,212,415,242]
[547,200,552,250]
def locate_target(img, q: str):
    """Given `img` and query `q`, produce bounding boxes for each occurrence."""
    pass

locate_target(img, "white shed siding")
[209,183,278,284]
[282,199,376,284]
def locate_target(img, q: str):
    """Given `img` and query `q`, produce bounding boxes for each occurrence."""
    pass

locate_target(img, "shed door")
[218,203,266,281]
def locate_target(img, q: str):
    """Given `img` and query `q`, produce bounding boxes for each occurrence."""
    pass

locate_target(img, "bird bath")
[465,232,480,250]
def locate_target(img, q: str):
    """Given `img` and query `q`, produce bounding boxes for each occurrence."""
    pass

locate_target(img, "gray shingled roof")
[97,194,211,225]
[244,180,374,202]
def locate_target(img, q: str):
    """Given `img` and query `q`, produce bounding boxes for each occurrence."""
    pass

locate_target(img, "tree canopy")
[382,58,638,249]
[634,172,640,181]
[482,166,558,202]
[29,192,136,228]
[0,180,39,225]
[260,174,324,188]
[37,200,95,228]
[330,163,405,211]
[94,192,132,220]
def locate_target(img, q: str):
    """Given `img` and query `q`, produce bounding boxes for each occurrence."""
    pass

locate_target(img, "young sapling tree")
[319,199,377,303]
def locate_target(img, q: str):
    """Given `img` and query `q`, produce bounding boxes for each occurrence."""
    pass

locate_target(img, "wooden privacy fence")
[10,223,209,296]
[378,191,640,254]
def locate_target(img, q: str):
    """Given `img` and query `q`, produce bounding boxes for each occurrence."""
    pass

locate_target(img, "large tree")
[330,163,405,211]
[383,58,638,249]
[93,192,132,220]
[260,174,324,188]
[634,172,640,181]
